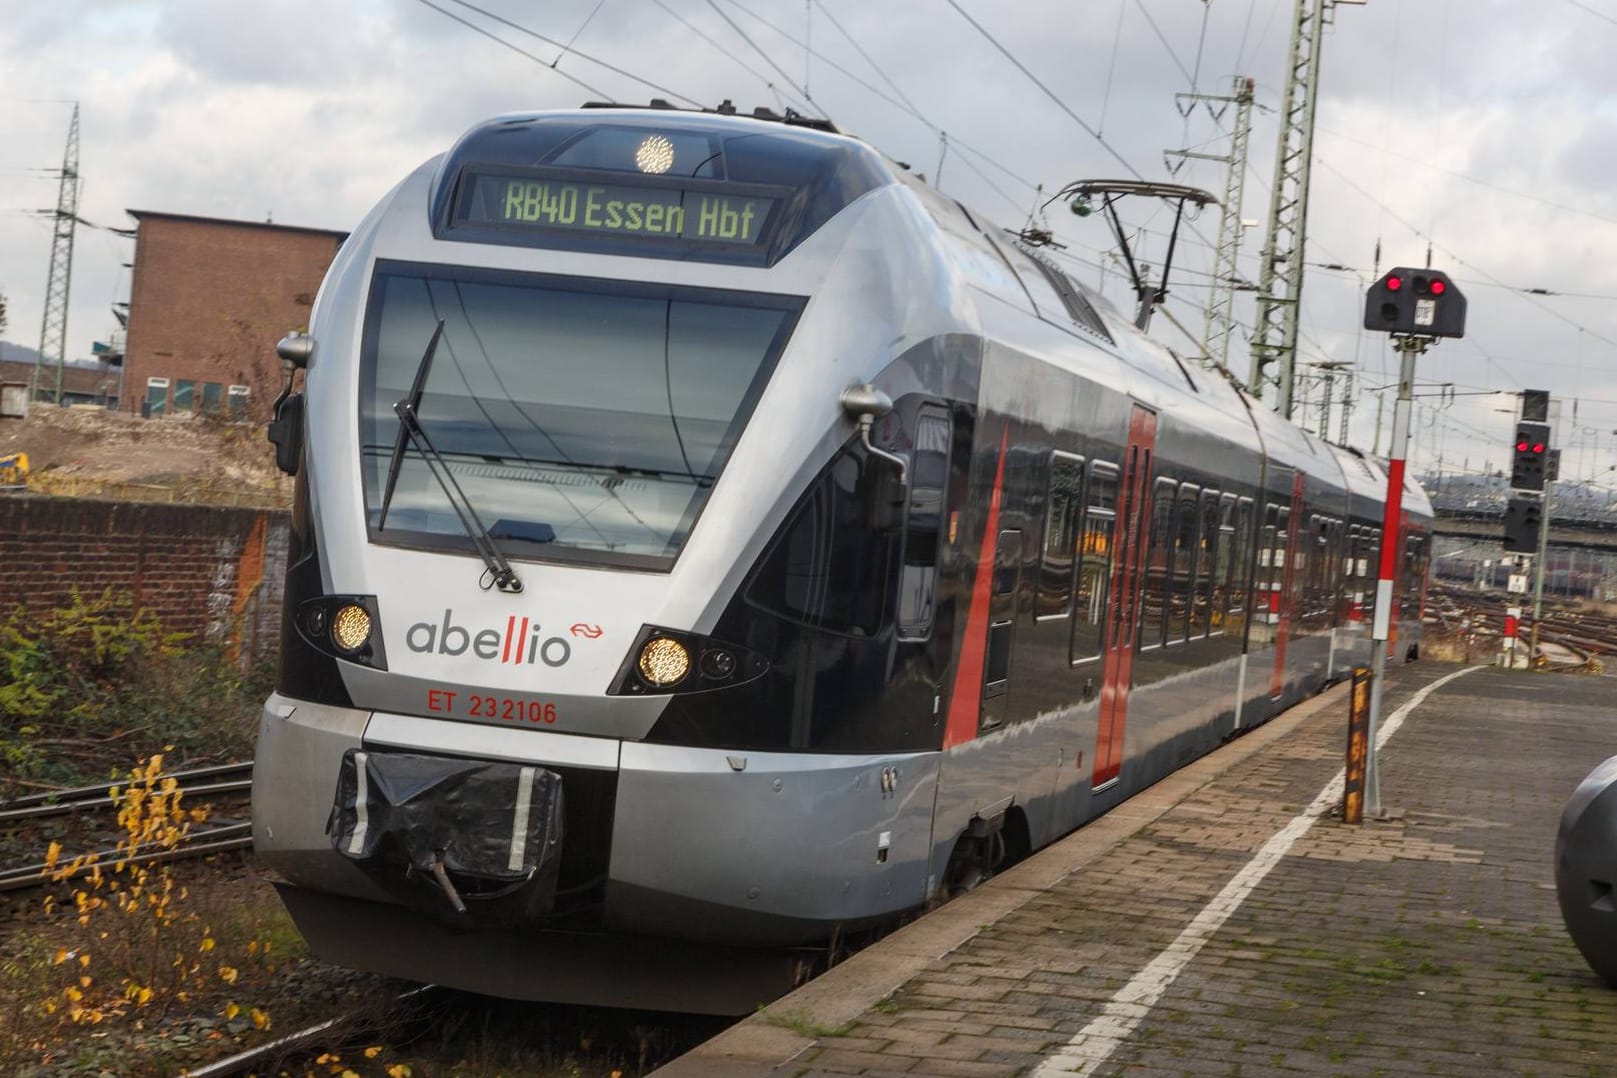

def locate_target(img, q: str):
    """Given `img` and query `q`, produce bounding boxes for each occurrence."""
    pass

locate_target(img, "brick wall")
[0,496,289,661]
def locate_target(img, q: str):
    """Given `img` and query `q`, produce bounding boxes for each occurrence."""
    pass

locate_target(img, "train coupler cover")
[328,749,565,927]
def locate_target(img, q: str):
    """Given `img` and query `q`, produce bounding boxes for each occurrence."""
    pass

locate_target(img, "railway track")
[177,986,439,1078]
[1429,585,1617,670]
[0,761,254,893]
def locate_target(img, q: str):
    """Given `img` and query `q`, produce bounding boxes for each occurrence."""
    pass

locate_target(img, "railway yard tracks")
[1428,584,1617,670]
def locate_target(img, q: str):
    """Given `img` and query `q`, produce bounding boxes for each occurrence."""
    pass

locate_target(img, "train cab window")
[1038,452,1085,620]
[1071,462,1117,665]
[1169,484,1200,645]
[748,448,891,636]
[1193,490,1220,638]
[898,409,951,637]
[359,264,802,571]
[1140,478,1177,649]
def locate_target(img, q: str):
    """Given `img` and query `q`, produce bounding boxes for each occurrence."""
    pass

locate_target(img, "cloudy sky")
[3,0,1616,485]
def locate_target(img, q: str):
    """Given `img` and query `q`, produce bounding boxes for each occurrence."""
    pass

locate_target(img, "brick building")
[122,211,346,421]
[0,358,120,407]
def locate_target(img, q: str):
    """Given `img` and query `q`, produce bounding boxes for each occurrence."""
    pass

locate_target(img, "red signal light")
[1386,275,1403,291]
[1516,440,1529,452]
[1430,279,1446,296]
[1533,442,1546,454]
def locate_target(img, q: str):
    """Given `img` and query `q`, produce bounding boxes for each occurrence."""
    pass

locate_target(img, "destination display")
[459,171,777,246]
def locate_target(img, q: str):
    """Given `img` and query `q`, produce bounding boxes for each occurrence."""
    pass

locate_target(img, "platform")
[654,663,1617,1077]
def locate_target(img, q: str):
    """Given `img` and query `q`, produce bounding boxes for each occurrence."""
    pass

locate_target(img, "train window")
[1169,484,1200,645]
[1257,506,1281,624]
[358,264,802,571]
[1401,535,1426,618]
[1038,452,1085,620]
[984,530,1022,701]
[1139,478,1177,650]
[1363,527,1382,620]
[1228,497,1253,617]
[748,448,891,635]
[1211,494,1236,632]
[898,409,951,637]
[1193,490,1221,638]
[1071,462,1118,665]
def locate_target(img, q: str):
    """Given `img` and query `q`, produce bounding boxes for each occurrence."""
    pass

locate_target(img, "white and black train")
[252,105,1431,1014]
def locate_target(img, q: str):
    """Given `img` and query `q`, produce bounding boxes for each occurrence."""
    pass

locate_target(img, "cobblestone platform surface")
[655,663,1617,1077]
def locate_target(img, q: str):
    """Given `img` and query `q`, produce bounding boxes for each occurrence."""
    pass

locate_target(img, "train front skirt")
[330,749,565,927]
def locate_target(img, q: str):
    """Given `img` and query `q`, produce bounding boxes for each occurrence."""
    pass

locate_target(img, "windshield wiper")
[376,320,523,594]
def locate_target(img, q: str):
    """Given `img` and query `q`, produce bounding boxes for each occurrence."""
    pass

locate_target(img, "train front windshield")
[359,262,801,570]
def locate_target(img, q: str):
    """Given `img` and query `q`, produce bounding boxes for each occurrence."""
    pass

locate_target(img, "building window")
[227,385,250,415]
[144,377,169,417]
[173,379,196,413]
[201,382,224,414]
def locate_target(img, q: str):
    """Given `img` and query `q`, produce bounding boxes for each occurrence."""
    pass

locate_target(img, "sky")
[3,0,1617,488]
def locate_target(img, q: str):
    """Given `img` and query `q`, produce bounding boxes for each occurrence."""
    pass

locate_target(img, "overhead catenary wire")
[712,0,1046,202]
[433,0,706,107]
[1315,152,1617,359]
[651,0,812,114]
[409,0,611,99]
[943,0,1145,182]
[704,0,831,123]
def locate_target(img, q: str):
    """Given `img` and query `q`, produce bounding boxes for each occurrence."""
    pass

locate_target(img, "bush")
[0,591,269,790]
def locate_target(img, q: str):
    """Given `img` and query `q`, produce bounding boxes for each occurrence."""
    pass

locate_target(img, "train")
[251,103,1432,1014]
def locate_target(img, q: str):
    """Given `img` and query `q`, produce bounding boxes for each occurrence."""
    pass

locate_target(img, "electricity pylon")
[1167,76,1256,372]
[32,103,81,404]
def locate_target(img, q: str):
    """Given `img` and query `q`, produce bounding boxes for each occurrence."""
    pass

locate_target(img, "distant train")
[252,104,1431,1014]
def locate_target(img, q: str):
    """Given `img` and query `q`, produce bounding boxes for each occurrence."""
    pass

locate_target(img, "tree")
[0,290,8,338]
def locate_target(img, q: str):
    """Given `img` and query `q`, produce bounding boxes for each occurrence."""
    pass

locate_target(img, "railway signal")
[1362,268,1467,338]
[1510,421,1551,491]
[1503,496,1543,554]
[1357,265,1465,821]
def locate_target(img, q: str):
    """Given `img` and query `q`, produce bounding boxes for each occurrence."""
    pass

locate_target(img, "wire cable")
[410,0,610,99]
[436,0,705,107]
[652,0,809,112]
[943,0,1144,181]
[705,0,829,123]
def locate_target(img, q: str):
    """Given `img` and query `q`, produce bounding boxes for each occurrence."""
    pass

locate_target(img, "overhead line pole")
[1248,0,1363,417]
[1167,76,1256,371]
[31,103,81,404]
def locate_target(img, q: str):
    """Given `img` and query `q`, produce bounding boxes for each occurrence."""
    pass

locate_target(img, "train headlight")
[635,134,675,175]
[609,626,767,696]
[638,636,690,687]
[331,604,373,654]
[294,595,388,670]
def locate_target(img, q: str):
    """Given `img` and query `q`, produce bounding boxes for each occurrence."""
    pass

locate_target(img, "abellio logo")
[405,610,577,667]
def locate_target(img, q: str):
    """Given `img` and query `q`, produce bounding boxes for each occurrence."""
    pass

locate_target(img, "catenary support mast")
[32,103,81,404]
[1248,0,1362,416]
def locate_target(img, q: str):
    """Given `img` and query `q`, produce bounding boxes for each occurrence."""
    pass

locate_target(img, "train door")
[1270,472,1305,698]
[1093,405,1156,790]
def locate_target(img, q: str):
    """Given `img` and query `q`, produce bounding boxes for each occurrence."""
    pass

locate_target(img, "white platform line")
[1031,665,1479,1077]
